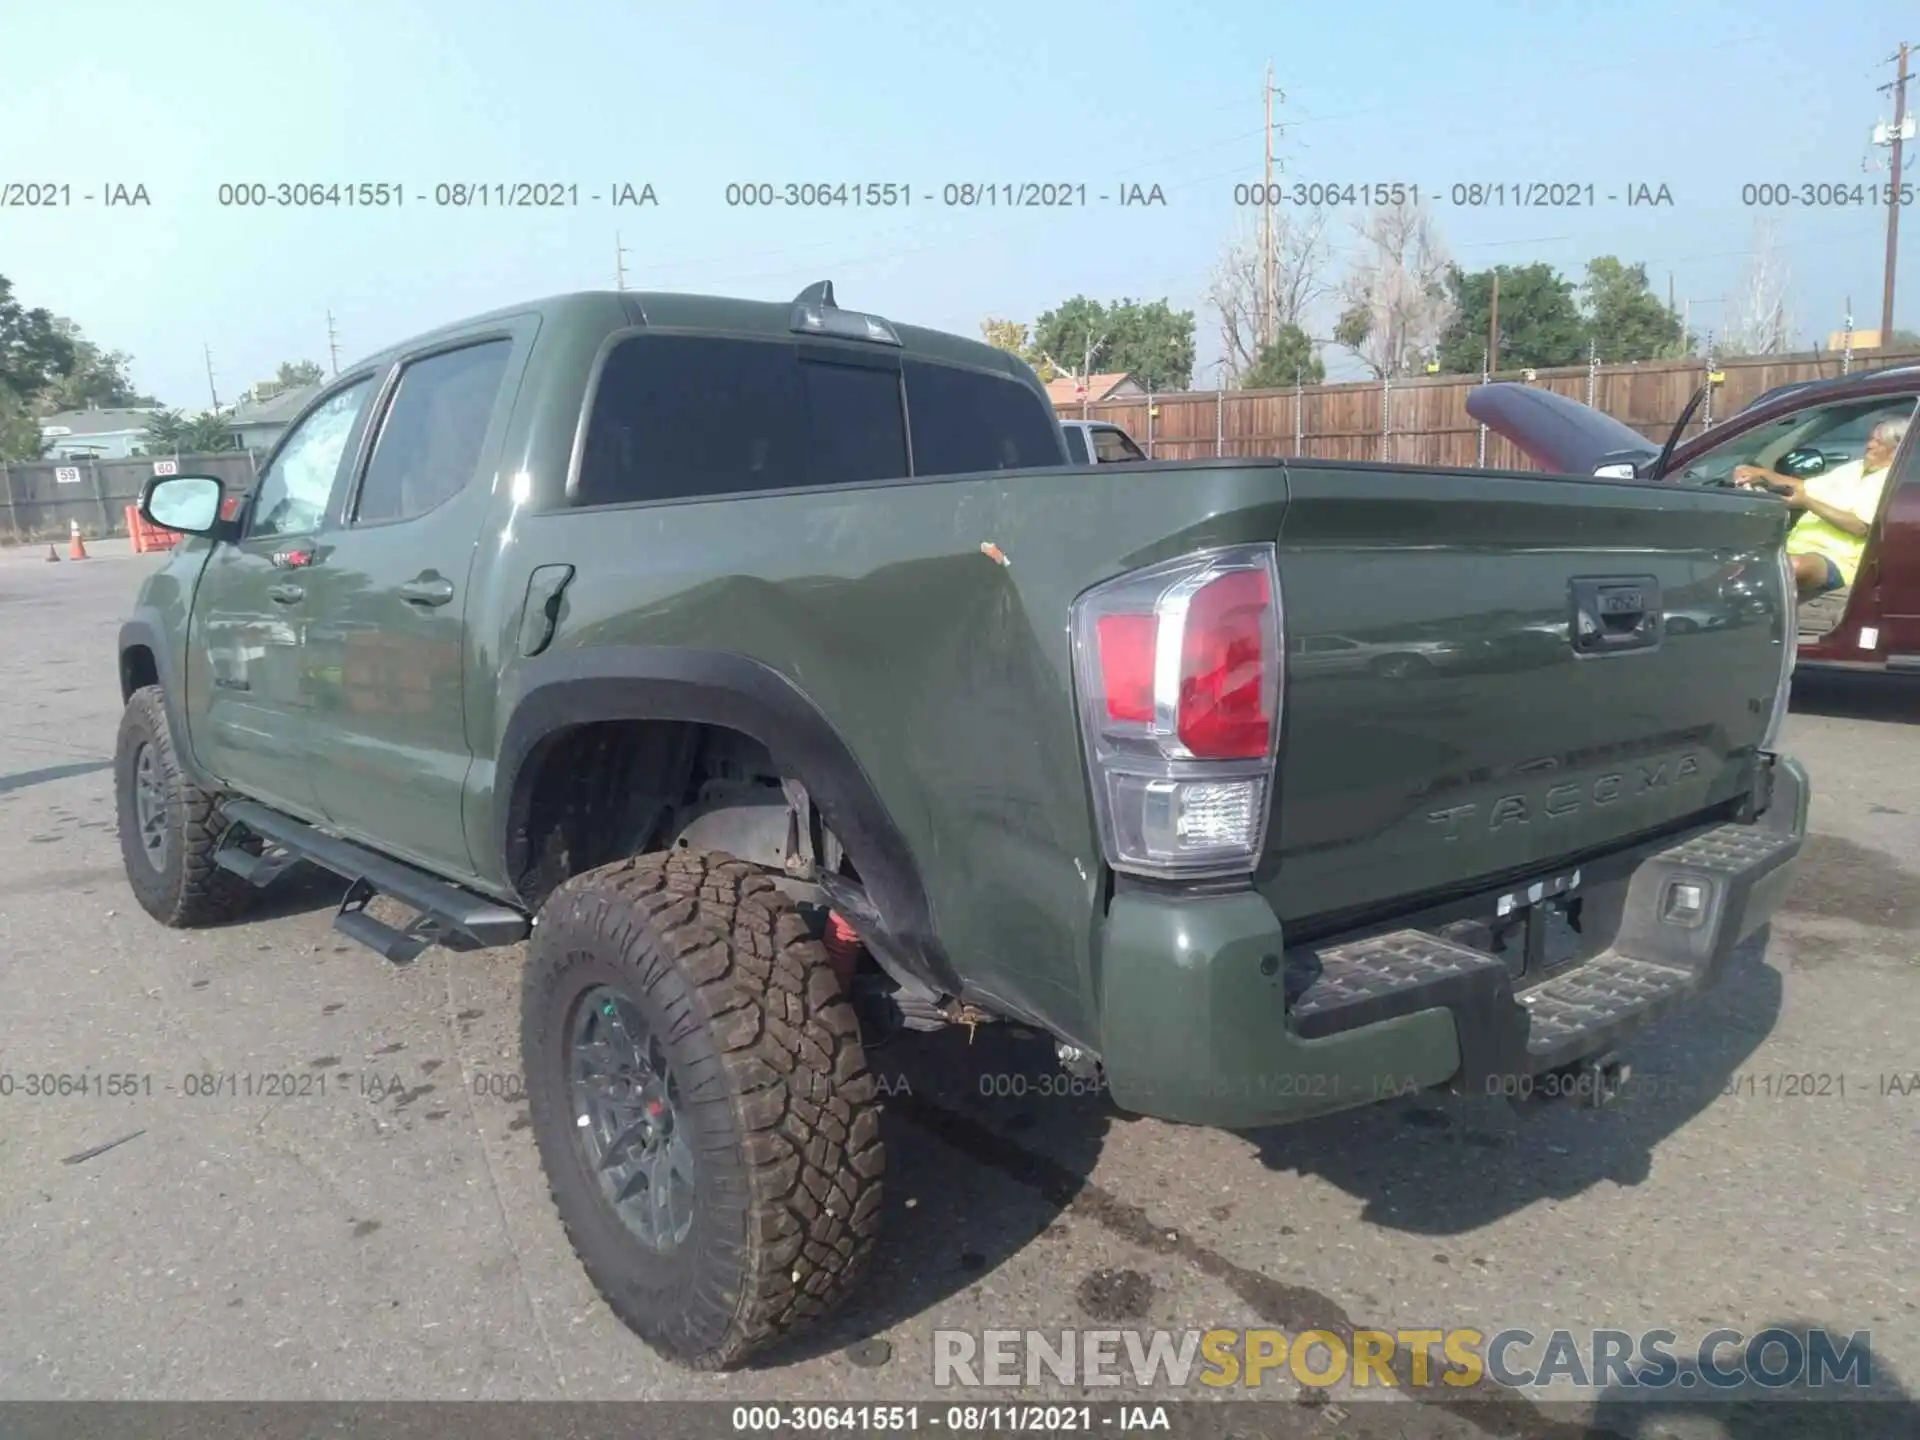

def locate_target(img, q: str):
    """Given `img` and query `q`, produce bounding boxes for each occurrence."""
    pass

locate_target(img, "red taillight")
[1096,613,1157,723]
[1177,569,1272,758]
[1071,544,1283,879]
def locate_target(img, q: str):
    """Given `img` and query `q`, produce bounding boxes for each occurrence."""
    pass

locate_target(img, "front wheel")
[114,686,251,927]
[521,850,885,1369]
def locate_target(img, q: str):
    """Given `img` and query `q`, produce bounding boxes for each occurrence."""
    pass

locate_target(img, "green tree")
[1886,328,1920,349]
[33,318,157,413]
[1436,263,1586,374]
[1032,296,1196,390]
[0,275,76,404]
[1240,325,1324,388]
[0,389,49,461]
[1333,303,1372,354]
[140,409,239,455]
[1581,256,1689,361]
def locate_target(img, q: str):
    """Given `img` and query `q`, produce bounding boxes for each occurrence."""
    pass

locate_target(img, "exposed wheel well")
[120,646,160,702]
[511,718,844,912]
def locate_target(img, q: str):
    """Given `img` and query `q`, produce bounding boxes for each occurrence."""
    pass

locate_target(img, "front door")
[297,333,522,881]
[1873,443,1920,658]
[186,376,379,819]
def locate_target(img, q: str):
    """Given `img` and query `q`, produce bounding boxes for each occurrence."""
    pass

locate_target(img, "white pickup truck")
[1059,418,1147,463]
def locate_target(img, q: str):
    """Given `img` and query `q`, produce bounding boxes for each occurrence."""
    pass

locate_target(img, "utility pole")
[1261,64,1283,352]
[1487,272,1501,376]
[1078,330,1107,419]
[615,231,630,291]
[203,343,221,413]
[325,309,341,377]
[1876,42,1912,343]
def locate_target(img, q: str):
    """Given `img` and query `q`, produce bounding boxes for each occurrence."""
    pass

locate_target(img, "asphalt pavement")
[1,540,1916,1439]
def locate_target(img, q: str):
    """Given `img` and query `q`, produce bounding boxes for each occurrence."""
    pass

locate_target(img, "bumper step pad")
[1520,954,1691,1068]
[1289,931,1507,1033]
[1285,816,1803,1082]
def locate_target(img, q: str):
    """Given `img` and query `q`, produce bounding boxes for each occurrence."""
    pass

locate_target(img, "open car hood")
[1466,383,1663,478]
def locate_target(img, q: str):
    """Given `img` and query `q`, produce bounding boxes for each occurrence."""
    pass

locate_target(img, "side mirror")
[139,474,233,539]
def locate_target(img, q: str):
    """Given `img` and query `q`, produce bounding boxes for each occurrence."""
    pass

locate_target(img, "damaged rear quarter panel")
[502,460,1291,1046]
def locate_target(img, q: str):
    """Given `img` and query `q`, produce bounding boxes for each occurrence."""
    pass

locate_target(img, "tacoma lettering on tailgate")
[1426,753,1702,840]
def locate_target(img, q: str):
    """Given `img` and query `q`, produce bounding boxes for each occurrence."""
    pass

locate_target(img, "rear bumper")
[1095,754,1808,1128]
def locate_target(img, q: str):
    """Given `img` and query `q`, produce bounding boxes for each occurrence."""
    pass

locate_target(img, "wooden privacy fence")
[1057,348,1920,470]
[0,451,259,544]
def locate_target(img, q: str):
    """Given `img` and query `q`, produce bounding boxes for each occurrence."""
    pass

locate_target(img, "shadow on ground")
[1586,1317,1917,1439]
[0,759,115,796]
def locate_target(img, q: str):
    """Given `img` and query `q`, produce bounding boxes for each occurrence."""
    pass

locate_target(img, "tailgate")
[1264,463,1792,930]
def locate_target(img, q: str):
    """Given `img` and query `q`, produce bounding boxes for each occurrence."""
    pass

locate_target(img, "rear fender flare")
[495,646,960,998]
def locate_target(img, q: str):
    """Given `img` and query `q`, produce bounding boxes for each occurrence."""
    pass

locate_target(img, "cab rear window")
[573,334,905,505]
[901,359,1066,476]
[572,334,1062,505]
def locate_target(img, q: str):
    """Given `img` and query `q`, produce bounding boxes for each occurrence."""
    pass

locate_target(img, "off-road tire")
[521,849,885,1369]
[114,685,252,928]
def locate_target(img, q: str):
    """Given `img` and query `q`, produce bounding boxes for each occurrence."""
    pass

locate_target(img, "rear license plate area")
[1438,868,1585,981]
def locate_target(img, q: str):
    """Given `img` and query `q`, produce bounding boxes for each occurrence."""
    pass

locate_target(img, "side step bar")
[216,799,531,964]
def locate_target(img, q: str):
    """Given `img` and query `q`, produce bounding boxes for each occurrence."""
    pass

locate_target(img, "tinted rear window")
[902,359,1066,476]
[573,335,1061,505]
[575,334,907,505]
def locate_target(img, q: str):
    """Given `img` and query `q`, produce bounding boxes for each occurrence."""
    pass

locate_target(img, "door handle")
[398,576,456,608]
[267,583,304,605]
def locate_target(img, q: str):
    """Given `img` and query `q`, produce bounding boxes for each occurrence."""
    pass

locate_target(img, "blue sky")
[2,0,1912,404]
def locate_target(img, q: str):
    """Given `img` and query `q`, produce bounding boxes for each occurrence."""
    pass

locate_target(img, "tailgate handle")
[1570,576,1661,654]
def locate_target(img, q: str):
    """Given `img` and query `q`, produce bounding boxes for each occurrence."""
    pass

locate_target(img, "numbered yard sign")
[54,466,82,485]
[152,459,179,476]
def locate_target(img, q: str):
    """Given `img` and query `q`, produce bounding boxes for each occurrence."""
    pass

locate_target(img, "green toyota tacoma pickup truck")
[117,283,1807,1369]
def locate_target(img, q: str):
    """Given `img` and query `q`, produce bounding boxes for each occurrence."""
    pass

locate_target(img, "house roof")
[38,407,164,437]
[227,383,322,427]
[1044,371,1137,406]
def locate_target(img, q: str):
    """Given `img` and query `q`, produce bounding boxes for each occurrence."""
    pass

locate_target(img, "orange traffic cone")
[45,543,60,562]
[69,519,89,560]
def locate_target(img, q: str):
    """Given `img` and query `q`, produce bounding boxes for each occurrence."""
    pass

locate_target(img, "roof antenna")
[793,281,836,309]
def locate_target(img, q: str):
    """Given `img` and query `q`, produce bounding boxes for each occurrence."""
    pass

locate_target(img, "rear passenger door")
[298,325,530,879]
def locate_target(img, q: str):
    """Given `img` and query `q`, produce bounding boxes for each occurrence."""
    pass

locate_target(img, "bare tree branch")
[1206,209,1334,386]
[1723,219,1795,356]
[1336,199,1457,379]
